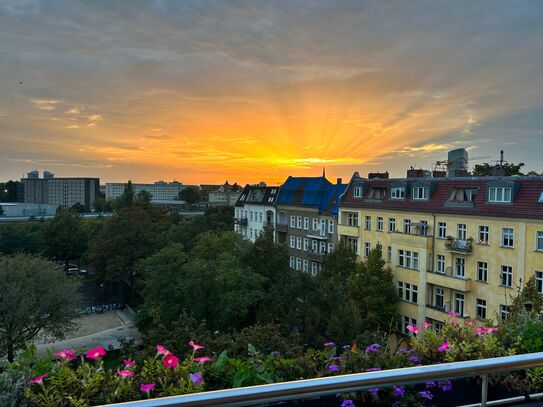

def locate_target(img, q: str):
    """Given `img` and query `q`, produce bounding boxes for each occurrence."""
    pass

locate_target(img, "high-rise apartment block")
[105,181,185,201]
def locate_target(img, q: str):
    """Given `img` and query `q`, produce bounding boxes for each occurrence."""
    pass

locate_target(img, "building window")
[537,231,543,251]
[365,216,372,230]
[290,216,296,228]
[412,186,429,200]
[297,216,302,229]
[398,250,419,270]
[320,219,326,235]
[296,237,302,250]
[390,186,406,199]
[353,186,363,198]
[311,262,318,275]
[259,212,263,222]
[295,258,301,271]
[436,255,445,273]
[347,213,359,227]
[457,224,467,240]
[312,218,318,230]
[312,240,318,252]
[303,217,309,230]
[479,226,489,245]
[435,288,444,309]
[364,242,371,257]
[477,261,488,282]
[535,271,543,293]
[502,228,514,248]
[302,260,309,273]
[289,256,295,269]
[328,243,334,253]
[387,246,392,263]
[500,305,510,321]
[400,282,418,304]
[389,218,396,232]
[455,257,465,278]
[438,222,447,239]
[403,219,411,234]
[328,220,334,234]
[420,220,428,236]
[476,299,487,320]
[377,217,383,231]
[398,281,403,299]
[501,265,513,287]
[303,238,309,251]
[488,186,512,203]
[320,241,327,254]
[455,293,465,316]
[290,236,295,248]
[346,237,358,254]
[401,316,417,335]
[434,322,444,333]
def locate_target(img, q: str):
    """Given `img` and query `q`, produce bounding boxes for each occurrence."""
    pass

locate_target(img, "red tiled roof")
[340,176,543,220]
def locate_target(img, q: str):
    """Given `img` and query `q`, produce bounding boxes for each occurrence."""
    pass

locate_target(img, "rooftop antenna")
[322,167,326,178]
[500,150,504,166]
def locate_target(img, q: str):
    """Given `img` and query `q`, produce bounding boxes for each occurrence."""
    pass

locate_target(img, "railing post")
[481,373,488,407]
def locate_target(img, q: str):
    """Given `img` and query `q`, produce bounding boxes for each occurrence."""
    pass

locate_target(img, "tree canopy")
[0,254,80,362]
[472,162,525,176]
[178,186,202,204]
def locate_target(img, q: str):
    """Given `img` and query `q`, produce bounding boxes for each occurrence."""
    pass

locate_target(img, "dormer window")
[367,187,385,199]
[489,186,512,203]
[353,186,363,198]
[412,186,429,200]
[390,186,406,199]
[448,188,477,202]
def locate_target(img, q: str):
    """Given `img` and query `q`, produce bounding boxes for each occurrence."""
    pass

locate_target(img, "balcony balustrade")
[275,223,288,233]
[337,223,359,237]
[445,236,473,254]
[427,268,473,292]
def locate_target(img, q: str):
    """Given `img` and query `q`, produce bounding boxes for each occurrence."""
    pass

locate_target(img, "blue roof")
[277,176,347,215]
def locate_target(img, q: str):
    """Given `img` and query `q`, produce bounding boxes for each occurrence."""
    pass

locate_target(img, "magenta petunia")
[123,359,136,367]
[116,370,134,378]
[163,354,179,368]
[85,347,106,360]
[189,340,205,351]
[55,349,76,361]
[438,341,450,352]
[29,373,48,385]
[193,356,211,364]
[140,383,156,393]
[406,324,419,334]
[156,344,172,356]
[422,322,432,328]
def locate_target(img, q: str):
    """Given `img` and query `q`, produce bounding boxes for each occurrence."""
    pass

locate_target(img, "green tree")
[43,209,87,272]
[112,181,135,210]
[0,254,79,362]
[0,223,44,255]
[0,180,19,202]
[135,189,153,206]
[472,162,525,176]
[178,186,202,204]
[70,202,85,213]
[92,197,107,212]
[509,276,543,320]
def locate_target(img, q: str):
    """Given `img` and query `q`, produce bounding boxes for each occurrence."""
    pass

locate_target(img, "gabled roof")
[277,176,347,215]
[340,175,543,220]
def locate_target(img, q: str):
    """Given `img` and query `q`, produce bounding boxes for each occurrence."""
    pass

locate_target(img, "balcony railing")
[427,269,473,292]
[307,229,328,240]
[104,352,543,407]
[445,236,473,254]
[276,223,287,233]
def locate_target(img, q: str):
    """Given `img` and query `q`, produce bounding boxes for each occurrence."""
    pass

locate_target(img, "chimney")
[407,168,424,178]
[368,171,389,179]
[336,178,342,185]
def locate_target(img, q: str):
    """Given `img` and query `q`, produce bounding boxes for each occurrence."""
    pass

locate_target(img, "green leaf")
[248,344,257,355]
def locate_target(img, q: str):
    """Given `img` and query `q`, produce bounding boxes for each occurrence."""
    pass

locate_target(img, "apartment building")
[105,181,185,201]
[338,172,543,334]
[233,183,279,242]
[276,176,347,275]
[208,181,242,206]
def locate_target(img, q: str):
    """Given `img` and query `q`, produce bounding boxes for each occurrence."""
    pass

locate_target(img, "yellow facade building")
[338,173,543,333]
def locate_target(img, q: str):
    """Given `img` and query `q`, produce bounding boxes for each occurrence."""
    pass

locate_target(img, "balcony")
[307,229,328,240]
[427,269,473,292]
[101,352,543,407]
[337,223,359,237]
[234,217,248,226]
[308,251,324,263]
[391,231,432,250]
[263,222,274,232]
[426,303,449,321]
[444,236,473,254]
[276,223,288,233]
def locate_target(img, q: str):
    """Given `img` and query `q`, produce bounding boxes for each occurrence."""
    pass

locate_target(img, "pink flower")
[55,349,76,361]
[189,340,205,351]
[116,370,134,378]
[85,347,106,360]
[486,327,498,333]
[447,311,458,318]
[467,320,476,326]
[156,344,172,356]
[123,359,136,367]
[406,324,419,334]
[194,356,212,364]
[140,383,156,393]
[163,354,179,368]
[30,373,48,385]
[475,327,485,335]
[475,327,498,335]
[422,322,432,328]
[438,341,450,352]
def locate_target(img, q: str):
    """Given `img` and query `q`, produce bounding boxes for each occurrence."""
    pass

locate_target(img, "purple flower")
[425,381,436,388]
[189,372,204,387]
[365,343,381,353]
[369,387,379,396]
[271,351,280,357]
[419,390,433,400]
[393,386,405,398]
[343,345,351,350]
[438,379,453,391]
[365,367,381,372]
[396,347,408,354]
[341,400,355,407]
[324,341,335,348]
[409,355,420,363]
[328,364,340,372]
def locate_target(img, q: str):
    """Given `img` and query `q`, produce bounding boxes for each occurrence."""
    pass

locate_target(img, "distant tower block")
[43,171,55,179]
[448,148,468,177]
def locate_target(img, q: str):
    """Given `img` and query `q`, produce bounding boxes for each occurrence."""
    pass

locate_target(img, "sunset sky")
[1,1,543,185]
